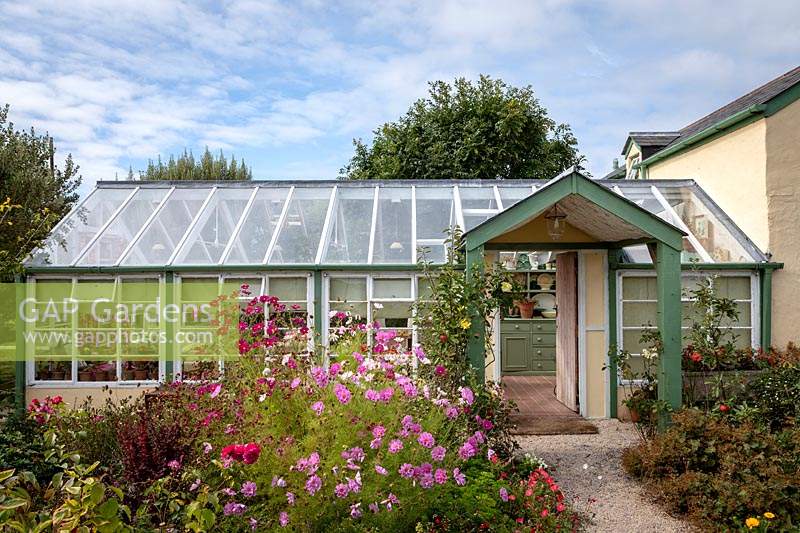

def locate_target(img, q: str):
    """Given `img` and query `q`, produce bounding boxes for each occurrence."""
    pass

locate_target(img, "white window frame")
[26,273,165,388]
[616,270,759,385]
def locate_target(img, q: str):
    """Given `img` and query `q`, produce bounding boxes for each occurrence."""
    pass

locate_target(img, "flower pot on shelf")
[515,300,535,319]
[50,371,65,380]
[133,369,149,380]
[93,370,108,381]
[628,407,641,423]
[148,368,158,380]
[122,369,135,381]
[78,371,92,381]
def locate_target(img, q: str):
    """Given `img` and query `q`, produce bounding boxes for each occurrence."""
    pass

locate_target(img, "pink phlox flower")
[328,362,341,375]
[379,387,395,402]
[458,441,477,460]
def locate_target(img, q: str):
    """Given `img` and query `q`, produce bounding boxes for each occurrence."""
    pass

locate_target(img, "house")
[18,171,776,419]
[617,65,800,347]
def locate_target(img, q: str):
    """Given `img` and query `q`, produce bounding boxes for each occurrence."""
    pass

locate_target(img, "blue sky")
[1,1,798,195]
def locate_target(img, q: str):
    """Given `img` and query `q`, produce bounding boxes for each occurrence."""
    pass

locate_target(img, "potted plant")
[133,361,149,380]
[147,361,159,380]
[514,298,537,319]
[78,365,93,381]
[50,361,67,380]
[122,361,135,381]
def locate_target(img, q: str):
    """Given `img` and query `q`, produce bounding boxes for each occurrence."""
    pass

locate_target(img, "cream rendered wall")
[765,97,800,346]
[26,386,155,408]
[646,119,770,252]
[582,251,608,418]
[484,250,500,382]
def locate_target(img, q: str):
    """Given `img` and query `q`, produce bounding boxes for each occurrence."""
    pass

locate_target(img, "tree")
[340,75,584,181]
[132,147,253,181]
[0,104,81,277]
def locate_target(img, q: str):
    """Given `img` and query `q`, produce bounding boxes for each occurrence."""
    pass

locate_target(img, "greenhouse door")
[555,252,578,412]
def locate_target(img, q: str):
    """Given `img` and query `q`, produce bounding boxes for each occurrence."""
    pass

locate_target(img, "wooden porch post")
[465,245,485,382]
[656,242,682,421]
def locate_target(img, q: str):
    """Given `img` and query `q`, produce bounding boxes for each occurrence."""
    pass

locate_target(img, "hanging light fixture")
[545,203,567,241]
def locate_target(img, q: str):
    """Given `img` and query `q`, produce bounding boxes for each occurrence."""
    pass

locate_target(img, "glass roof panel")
[323,188,373,264]
[415,187,456,263]
[460,186,500,231]
[373,187,413,264]
[30,188,132,266]
[173,188,253,265]
[269,187,332,264]
[120,188,211,266]
[224,188,289,265]
[497,185,534,208]
[77,188,167,266]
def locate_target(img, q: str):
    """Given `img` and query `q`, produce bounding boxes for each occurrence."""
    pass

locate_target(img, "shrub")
[623,409,799,531]
[746,365,800,430]
[0,413,58,484]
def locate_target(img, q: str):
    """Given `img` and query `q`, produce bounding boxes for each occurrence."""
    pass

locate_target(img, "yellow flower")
[500,281,512,293]
[763,512,775,519]
[460,318,471,330]
[746,517,760,529]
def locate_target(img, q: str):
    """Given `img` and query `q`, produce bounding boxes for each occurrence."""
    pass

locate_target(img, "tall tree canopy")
[0,105,81,276]
[132,147,253,181]
[341,75,583,181]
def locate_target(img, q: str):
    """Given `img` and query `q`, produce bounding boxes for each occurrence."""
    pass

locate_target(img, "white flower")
[372,302,383,309]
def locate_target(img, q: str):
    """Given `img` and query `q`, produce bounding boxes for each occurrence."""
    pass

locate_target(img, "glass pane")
[173,189,253,265]
[31,188,132,265]
[415,187,455,263]
[270,188,332,264]
[330,278,367,301]
[323,188,373,264]
[373,301,412,326]
[269,277,307,301]
[373,188,412,264]
[622,302,656,327]
[459,187,499,210]
[34,359,72,381]
[621,277,657,300]
[77,189,167,266]
[222,277,263,298]
[715,276,751,300]
[497,186,533,208]
[121,188,212,265]
[373,278,412,299]
[417,277,433,299]
[181,278,219,303]
[225,188,289,265]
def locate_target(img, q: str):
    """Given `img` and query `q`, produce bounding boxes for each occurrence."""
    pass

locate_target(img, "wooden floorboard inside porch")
[501,375,580,418]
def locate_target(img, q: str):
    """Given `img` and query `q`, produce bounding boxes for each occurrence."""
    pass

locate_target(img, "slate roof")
[621,65,800,159]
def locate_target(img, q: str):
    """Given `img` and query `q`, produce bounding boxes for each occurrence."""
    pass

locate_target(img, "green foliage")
[0,414,59,484]
[0,104,81,276]
[340,75,583,180]
[623,409,799,531]
[682,275,741,370]
[132,147,252,181]
[414,229,518,377]
[0,431,131,532]
[744,366,800,431]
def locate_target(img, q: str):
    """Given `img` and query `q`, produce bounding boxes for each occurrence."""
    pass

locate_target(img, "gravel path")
[516,419,692,532]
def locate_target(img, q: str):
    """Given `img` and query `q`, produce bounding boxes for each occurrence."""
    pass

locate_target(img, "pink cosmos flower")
[458,441,477,460]
[453,468,466,486]
[398,463,414,478]
[388,439,403,453]
[202,442,213,454]
[431,446,447,462]
[209,383,222,398]
[249,518,258,530]
[369,502,379,513]
[223,502,246,516]
[271,476,286,488]
[279,511,289,527]
[350,503,362,518]
[375,464,388,476]
[311,401,325,416]
[305,474,322,495]
[417,432,435,448]
[372,425,386,438]
[286,492,295,505]
[445,406,460,419]
[379,387,394,401]
[241,481,257,497]
[334,383,351,404]
[329,362,341,375]
[334,483,349,498]
[290,377,302,390]
[460,387,475,406]
[167,459,181,471]
[242,442,261,464]
[419,474,434,489]
[222,487,237,497]
[434,468,447,484]
[499,487,509,502]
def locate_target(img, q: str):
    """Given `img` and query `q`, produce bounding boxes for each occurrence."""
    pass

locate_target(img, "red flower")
[719,404,730,413]
[690,351,702,363]
[242,442,261,464]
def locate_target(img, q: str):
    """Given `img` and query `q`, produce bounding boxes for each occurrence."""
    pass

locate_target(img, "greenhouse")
[19,169,780,417]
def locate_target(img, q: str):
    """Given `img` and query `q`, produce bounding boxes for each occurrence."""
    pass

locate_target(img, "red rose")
[51,395,63,404]
[439,334,448,343]
[719,404,730,413]
[690,352,702,363]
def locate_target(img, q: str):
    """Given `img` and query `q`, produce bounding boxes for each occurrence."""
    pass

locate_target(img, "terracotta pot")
[50,371,66,380]
[629,407,641,423]
[134,369,149,380]
[93,370,108,381]
[78,371,92,382]
[516,300,535,319]
[37,370,51,380]
[122,370,135,381]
